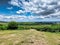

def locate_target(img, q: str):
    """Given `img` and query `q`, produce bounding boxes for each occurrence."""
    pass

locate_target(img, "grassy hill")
[0,30,60,45]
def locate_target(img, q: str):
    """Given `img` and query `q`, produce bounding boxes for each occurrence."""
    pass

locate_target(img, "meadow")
[0,30,60,45]
[0,21,60,45]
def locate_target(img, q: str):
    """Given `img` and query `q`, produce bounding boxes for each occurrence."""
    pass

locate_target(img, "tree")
[7,21,18,30]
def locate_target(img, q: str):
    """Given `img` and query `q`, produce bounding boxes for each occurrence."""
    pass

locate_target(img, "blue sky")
[0,0,60,22]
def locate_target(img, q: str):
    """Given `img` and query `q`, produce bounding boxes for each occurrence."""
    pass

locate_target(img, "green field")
[0,30,60,45]
[0,22,60,45]
[0,22,60,32]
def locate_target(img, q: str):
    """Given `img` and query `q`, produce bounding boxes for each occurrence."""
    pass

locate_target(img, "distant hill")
[0,21,60,24]
[0,21,7,23]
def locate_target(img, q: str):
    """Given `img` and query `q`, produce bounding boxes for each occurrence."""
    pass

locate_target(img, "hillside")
[0,30,60,45]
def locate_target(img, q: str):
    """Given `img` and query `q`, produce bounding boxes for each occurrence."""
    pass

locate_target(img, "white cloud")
[7,7,13,10]
[16,10,25,14]
[8,0,60,20]
[9,0,20,7]
[0,14,46,22]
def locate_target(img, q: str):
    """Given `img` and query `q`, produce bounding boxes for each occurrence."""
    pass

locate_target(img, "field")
[0,22,60,45]
[0,30,60,45]
[0,22,60,32]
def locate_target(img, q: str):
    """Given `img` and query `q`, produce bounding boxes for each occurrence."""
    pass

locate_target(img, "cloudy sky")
[0,0,60,22]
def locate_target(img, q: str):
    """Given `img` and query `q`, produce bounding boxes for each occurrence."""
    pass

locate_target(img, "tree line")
[0,21,60,32]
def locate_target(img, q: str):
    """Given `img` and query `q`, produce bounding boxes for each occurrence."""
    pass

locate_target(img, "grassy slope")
[0,30,60,45]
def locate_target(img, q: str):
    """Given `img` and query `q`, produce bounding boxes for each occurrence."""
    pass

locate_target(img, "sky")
[0,0,60,22]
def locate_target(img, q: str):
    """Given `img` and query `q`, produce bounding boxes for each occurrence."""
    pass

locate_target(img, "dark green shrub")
[35,26,56,32]
[7,21,18,30]
[0,26,3,30]
[0,25,7,30]
[18,26,31,30]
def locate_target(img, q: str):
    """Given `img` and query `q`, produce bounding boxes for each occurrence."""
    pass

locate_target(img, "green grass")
[0,30,60,45]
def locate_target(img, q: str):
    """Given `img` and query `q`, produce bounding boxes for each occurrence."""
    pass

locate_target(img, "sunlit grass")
[0,30,60,45]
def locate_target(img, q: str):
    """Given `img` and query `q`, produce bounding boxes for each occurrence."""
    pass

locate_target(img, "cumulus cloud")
[0,14,46,22]
[8,0,60,21]
[16,10,25,14]
[7,7,13,10]
[8,0,20,7]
